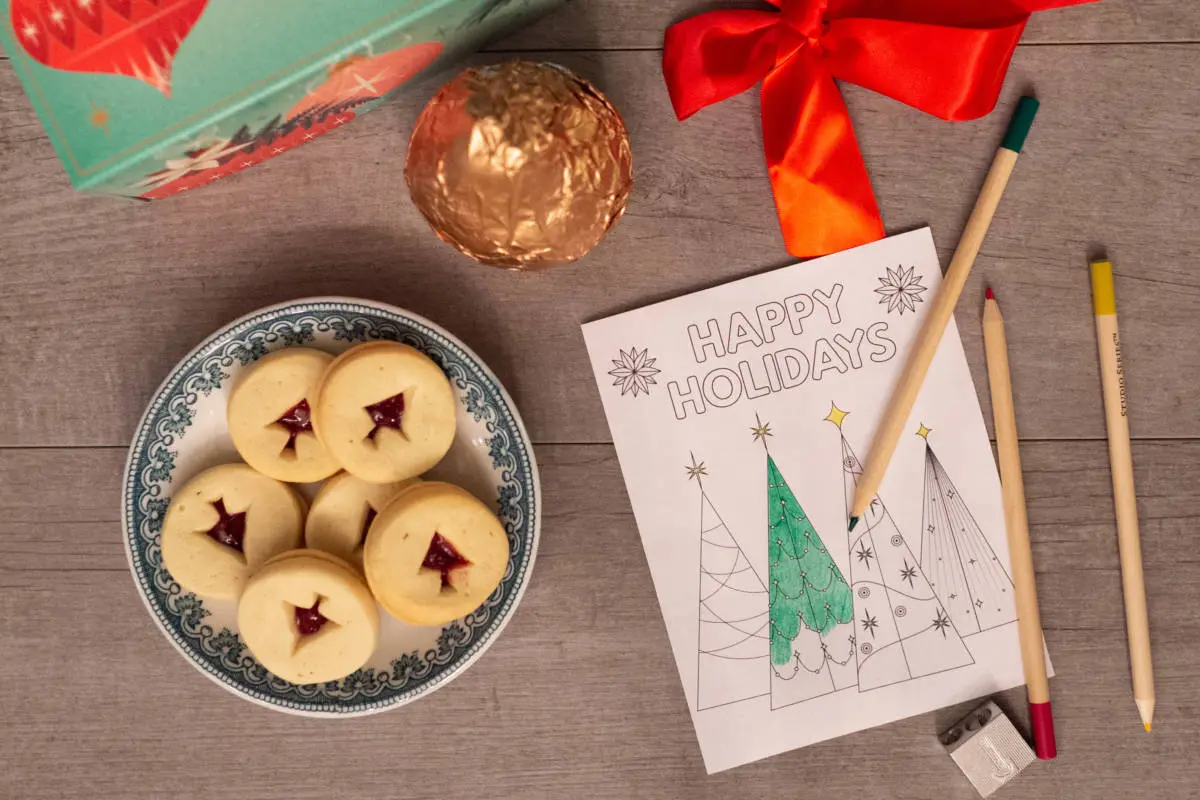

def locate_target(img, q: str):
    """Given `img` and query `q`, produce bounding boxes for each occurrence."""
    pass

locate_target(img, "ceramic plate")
[122,298,540,715]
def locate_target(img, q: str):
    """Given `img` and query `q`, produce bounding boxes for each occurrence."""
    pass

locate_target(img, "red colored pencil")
[983,288,1056,758]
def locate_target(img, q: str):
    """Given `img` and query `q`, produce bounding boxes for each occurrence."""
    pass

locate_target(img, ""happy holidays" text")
[667,284,897,420]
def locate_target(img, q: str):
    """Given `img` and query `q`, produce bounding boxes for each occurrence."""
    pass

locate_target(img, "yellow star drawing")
[685,453,707,481]
[824,402,849,429]
[88,100,110,135]
[916,423,933,439]
[750,414,772,443]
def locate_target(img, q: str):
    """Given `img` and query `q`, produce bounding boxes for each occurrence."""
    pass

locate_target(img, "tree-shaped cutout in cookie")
[273,399,314,453]
[364,393,405,441]
[422,533,471,590]
[203,498,247,553]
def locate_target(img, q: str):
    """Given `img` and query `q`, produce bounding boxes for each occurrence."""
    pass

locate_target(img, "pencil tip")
[1136,698,1155,729]
[985,287,996,301]
[848,516,859,532]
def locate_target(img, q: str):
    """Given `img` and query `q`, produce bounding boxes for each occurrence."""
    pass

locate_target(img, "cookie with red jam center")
[363,482,509,626]
[161,463,305,599]
[227,348,340,483]
[237,550,379,684]
[311,342,456,484]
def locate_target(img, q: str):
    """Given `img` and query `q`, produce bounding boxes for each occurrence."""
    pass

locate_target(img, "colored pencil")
[1090,259,1155,733]
[983,287,1055,759]
[849,97,1041,531]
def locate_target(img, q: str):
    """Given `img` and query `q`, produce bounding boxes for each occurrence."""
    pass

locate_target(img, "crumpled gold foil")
[404,60,633,270]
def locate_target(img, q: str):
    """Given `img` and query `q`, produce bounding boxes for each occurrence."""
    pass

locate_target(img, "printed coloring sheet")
[582,229,1039,773]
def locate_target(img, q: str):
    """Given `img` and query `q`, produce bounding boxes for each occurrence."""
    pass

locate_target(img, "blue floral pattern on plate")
[121,299,540,715]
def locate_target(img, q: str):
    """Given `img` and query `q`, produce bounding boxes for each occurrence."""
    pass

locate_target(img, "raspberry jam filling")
[205,499,246,552]
[294,600,329,636]
[364,393,405,440]
[422,533,471,589]
[274,399,313,451]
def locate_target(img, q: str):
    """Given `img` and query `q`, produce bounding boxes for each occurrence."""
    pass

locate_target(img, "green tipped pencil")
[849,97,1040,531]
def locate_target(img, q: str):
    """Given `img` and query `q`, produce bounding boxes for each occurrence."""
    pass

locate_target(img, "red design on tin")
[134,41,442,199]
[10,0,208,95]
[287,41,443,120]
[137,110,357,199]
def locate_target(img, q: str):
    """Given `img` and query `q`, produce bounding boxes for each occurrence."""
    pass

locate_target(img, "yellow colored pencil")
[983,288,1055,758]
[850,97,1040,530]
[1090,259,1155,733]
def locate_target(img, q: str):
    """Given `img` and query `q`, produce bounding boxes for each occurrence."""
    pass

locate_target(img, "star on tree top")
[916,423,933,440]
[685,452,707,482]
[750,414,772,444]
[824,402,849,429]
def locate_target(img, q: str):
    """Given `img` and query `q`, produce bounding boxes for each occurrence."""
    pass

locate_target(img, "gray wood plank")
[491,0,1200,50]
[0,0,1196,60]
[1,46,1197,446]
[0,441,1196,799]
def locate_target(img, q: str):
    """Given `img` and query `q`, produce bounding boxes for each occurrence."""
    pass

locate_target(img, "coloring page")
[583,229,1041,773]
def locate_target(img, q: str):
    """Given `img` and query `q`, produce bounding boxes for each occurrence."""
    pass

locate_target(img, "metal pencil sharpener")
[939,700,1036,797]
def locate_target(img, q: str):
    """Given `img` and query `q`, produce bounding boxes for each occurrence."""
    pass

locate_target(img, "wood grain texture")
[488,0,1200,50]
[1,5,1198,796]
[0,0,1197,61]
[0,442,1196,799]
[0,45,1198,446]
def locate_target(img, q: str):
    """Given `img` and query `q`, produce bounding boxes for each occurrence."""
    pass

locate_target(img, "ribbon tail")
[761,47,884,258]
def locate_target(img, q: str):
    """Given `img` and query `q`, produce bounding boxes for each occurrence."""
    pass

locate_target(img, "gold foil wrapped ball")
[404,60,633,269]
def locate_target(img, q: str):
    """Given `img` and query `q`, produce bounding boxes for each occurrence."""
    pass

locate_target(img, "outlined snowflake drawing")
[874,265,927,315]
[608,347,661,397]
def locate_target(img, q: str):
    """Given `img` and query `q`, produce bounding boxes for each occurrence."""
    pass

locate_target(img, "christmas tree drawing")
[754,416,857,710]
[691,454,771,711]
[828,405,974,691]
[918,425,1017,635]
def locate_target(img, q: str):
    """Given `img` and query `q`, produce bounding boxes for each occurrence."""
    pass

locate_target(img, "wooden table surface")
[2,2,1198,798]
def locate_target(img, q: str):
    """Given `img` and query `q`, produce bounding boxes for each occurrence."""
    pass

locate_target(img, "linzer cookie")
[305,472,422,569]
[161,464,305,599]
[363,481,509,626]
[312,342,456,483]
[227,348,339,483]
[238,550,379,685]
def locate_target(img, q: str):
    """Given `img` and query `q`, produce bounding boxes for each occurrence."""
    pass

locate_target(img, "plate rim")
[120,296,541,717]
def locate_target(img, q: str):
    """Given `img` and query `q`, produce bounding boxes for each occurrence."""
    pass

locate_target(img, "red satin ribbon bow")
[663,0,1095,257]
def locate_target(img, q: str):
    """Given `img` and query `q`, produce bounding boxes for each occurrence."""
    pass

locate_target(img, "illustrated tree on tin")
[690,454,771,711]
[753,416,856,709]
[918,425,1017,635]
[828,404,974,691]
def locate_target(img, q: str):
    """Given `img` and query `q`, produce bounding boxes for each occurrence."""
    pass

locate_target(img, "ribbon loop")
[662,0,1096,258]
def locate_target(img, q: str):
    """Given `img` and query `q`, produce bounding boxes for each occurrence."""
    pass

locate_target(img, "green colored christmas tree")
[755,418,855,668]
